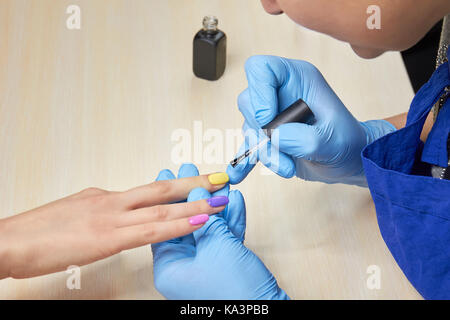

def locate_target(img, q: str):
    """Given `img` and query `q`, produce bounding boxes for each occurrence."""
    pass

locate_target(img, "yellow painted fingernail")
[208,172,229,185]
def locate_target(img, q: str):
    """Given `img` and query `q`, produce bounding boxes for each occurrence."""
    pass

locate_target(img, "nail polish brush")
[230,98,315,167]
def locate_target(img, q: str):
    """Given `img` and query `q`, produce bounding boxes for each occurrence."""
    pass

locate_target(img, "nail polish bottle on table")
[193,15,227,81]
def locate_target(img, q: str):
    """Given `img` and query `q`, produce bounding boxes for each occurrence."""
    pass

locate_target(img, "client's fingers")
[118,197,229,227]
[114,216,212,251]
[121,172,229,209]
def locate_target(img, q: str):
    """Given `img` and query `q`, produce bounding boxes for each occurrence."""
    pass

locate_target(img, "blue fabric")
[361,48,450,300]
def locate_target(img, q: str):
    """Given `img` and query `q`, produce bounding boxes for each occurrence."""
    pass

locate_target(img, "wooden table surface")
[0,0,421,299]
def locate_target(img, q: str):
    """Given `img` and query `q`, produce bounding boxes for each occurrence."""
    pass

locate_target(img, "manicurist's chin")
[350,44,385,59]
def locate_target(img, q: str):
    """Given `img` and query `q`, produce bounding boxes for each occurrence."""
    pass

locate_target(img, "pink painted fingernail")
[189,214,209,226]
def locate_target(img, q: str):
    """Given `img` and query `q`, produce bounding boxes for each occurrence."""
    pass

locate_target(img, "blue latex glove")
[227,55,397,187]
[151,163,289,300]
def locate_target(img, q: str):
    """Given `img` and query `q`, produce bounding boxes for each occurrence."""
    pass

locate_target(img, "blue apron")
[361,48,450,300]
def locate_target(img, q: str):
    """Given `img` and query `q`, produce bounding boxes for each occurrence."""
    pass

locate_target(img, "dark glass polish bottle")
[193,16,227,81]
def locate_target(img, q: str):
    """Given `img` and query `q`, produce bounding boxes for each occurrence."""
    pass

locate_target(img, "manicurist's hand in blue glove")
[227,55,397,187]
[151,163,289,300]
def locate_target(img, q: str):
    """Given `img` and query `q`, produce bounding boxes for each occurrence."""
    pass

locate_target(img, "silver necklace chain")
[431,38,449,179]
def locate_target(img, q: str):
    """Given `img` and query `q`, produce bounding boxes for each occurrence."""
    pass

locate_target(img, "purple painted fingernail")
[207,196,229,207]
[189,214,209,226]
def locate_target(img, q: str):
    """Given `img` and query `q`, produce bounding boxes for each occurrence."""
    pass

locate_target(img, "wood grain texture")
[0,0,421,299]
